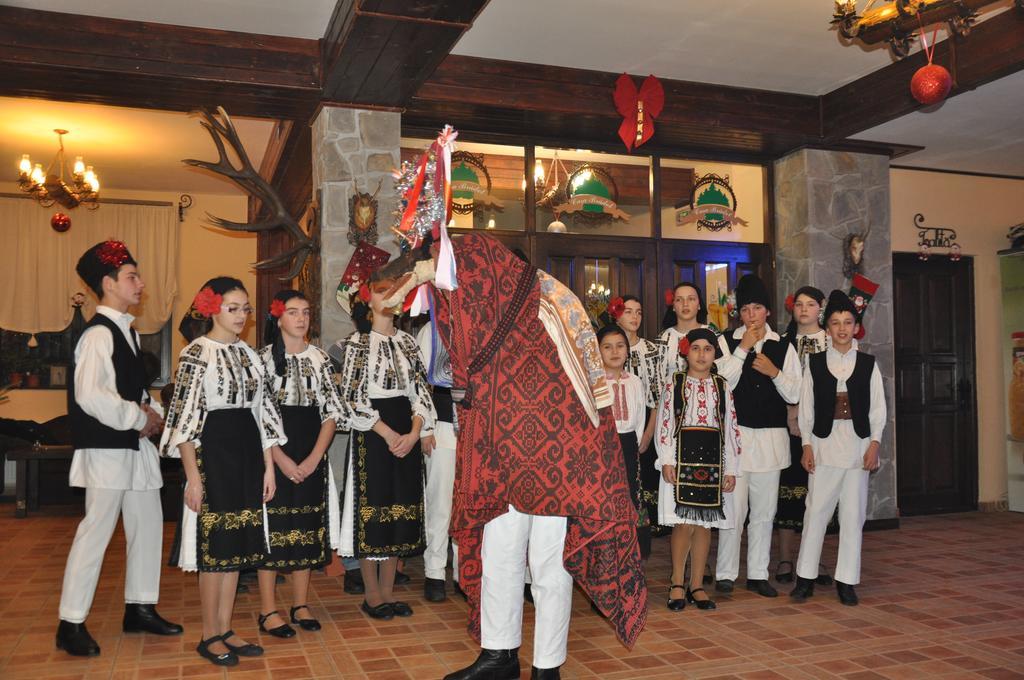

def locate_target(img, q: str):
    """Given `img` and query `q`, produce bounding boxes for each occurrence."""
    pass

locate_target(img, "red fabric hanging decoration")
[613,74,665,152]
[910,19,952,106]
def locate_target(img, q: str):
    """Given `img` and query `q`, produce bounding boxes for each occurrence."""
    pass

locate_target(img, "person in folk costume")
[598,324,651,559]
[612,295,663,540]
[656,328,741,611]
[255,290,345,637]
[56,241,182,657]
[790,290,886,607]
[658,282,736,391]
[775,286,835,584]
[160,277,285,667]
[714,274,801,598]
[378,233,646,680]
[335,268,436,621]
[417,298,463,603]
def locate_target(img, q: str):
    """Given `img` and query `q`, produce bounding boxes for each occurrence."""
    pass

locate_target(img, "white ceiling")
[0,0,337,38]
[854,68,1024,176]
[453,0,1012,96]
[0,97,275,194]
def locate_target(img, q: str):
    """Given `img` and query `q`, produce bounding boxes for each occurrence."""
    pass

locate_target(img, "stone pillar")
[773,149,897,522]
[312,105,402,347]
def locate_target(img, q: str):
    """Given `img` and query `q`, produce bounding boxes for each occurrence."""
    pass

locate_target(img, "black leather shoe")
[289,605,321,632]
[123,604,183,636]
[424,577,447,602]
[443,648,520,680]
[344,570,365,595]
[196,635,238,666]
[667,584,686,611]
[523,583,534,604]
[394,570,411,585]
[714,579,734,593]
[361,600,394,620]
[258,611,295,638]
[388,601,413,617]
[746,579,779,598]
[453,581,467,601]
[790,576,815,602]
[56,620,100,657]
[836,581,859,606]
[775,560,794,584]
[531,666,561,679]
[686,587,717,610]
[221,630,263,656]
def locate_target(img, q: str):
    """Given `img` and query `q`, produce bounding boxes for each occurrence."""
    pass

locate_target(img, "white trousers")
[423,421,459,580]
[796,465,869,585]
[59,487,163,623]
[715,469,780,581]
[481,505,572,670]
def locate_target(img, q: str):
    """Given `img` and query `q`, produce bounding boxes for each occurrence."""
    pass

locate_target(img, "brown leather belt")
[834,392,852,420]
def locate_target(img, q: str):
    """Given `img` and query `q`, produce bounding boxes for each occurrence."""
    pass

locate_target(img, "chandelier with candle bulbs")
[17,129,100,210]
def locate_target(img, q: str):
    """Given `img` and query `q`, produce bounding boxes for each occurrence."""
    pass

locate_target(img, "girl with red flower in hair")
[160,277,286,667]
[255,290,346,639]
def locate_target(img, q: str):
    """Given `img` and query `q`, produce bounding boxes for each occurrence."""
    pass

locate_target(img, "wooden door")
[532,234,659,337]
[893,253,978,514]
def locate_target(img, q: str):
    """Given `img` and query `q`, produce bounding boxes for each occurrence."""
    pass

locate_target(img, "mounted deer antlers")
[183,107,316,281]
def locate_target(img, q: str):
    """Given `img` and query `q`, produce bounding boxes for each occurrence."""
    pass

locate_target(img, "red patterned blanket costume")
[431,233,647,648]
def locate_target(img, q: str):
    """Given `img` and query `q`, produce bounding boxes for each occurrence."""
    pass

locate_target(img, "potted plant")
[23,356,44,389]
[1,350,24,387]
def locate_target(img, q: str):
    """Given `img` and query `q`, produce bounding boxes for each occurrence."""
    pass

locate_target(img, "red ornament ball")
[51,212,71,232]
[910,64,952,106]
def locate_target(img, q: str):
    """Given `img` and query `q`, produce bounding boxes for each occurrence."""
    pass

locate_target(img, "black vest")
[432,386,454,424]
[808,350,874,439]
[68,312,145,450]
[723,334,790,429]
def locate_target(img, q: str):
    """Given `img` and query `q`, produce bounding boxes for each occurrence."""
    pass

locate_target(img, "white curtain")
[0,196,178,334]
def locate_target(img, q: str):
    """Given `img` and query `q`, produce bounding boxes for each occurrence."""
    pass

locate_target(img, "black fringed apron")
[618,432,651,560]
[348,396,425,558]
[264,405,330,570]
[191,408,267,572]
[672,374,727,524]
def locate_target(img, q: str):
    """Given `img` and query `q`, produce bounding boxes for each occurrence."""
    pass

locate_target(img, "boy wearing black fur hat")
[790,290,886,606]
[715,274,801,598]
[56,241,181,657]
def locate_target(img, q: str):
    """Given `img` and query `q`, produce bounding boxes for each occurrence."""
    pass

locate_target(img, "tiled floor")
[1,509,1022,679]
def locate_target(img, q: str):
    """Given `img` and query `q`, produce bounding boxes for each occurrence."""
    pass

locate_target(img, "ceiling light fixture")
[17,129,100,210]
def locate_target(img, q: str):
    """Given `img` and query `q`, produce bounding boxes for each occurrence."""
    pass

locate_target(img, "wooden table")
[5,444,74,518]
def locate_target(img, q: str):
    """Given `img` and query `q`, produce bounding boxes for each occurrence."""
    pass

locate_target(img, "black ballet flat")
[196,636,238,666]
[289,605,321,632]
[775,560,795,584]
[257,612,295,639]
[686,587,717,610]
[361,600,394,620]
[667,584,687,611]
[388,601,413,617]
[221,630,264,656]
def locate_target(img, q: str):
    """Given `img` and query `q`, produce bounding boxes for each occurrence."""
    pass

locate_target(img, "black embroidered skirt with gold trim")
[194,408,267,572]
[264,405,329,570]
[347,396,425,558]
[618,432,651,560]
[674,426,725,524]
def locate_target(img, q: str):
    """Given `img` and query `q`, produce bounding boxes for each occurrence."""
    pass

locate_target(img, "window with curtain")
[0,196,178,388]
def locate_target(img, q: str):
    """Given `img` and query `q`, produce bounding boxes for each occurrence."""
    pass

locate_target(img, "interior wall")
[889,168,1024,507]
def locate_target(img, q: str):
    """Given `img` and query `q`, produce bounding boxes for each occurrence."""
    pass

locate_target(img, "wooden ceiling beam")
[0,6,321,119]
[822,8,1024,141]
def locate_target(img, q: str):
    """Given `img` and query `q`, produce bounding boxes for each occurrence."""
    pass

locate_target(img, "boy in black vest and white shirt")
[790,290,885,606]
[56,241,182,656]
[715,275,801,597]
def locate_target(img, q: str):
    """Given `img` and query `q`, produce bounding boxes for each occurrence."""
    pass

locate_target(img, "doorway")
[893,253,978,514]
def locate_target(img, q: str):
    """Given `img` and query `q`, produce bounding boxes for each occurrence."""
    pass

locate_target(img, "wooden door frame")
[893,252,979,514]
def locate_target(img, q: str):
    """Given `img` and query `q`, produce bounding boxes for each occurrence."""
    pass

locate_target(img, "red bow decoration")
[613,74,665,152]
[678,337,690,356]
[269,299,286,318]
[607,296,625,320]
